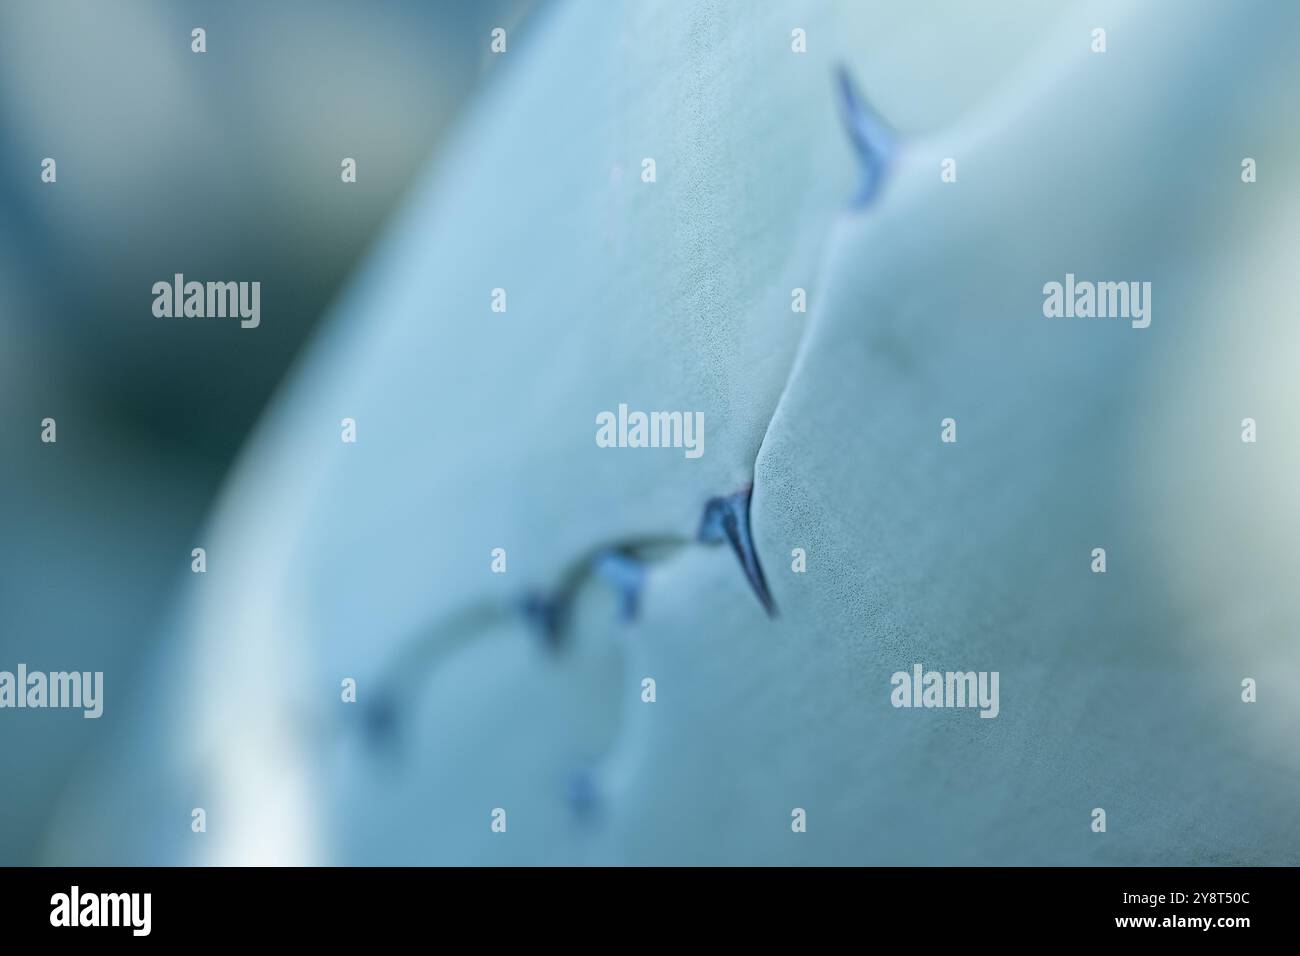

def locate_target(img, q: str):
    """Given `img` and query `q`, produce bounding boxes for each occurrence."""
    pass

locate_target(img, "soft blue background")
[6,0,1300,865]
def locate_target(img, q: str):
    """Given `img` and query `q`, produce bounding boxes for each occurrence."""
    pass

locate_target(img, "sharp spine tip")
[834,64,896,208]
[698,487,777,618]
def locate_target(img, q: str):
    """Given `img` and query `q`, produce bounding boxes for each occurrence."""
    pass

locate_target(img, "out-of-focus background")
[0,0,535,865]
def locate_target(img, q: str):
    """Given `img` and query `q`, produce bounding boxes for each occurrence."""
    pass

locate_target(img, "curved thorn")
[698,487,777,617]
[565,767,601,823]
[592,549,648,621]
[520,590,569,647]
[835,64,897,207]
